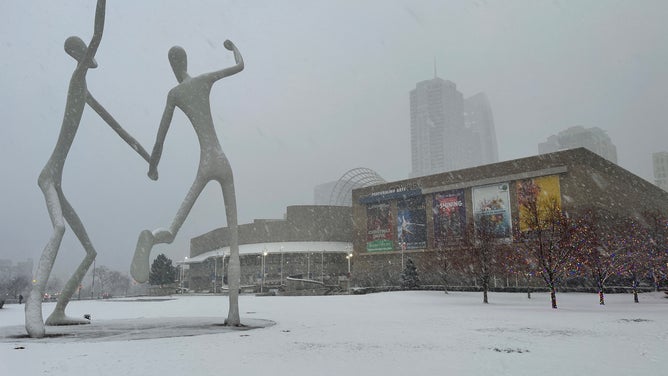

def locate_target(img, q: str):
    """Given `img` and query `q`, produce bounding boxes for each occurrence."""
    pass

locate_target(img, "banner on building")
[433,189,466,247]
[472,183,512,239]
[397,196,427,250]
[366,203,393,252]
[517,175,562,232]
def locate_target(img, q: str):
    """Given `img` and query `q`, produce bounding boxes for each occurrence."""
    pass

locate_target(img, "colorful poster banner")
[366,203,393,252]
[517,175,562,231]
[397,196,427,250]
[432,189,466,247]
[472,183,512,239]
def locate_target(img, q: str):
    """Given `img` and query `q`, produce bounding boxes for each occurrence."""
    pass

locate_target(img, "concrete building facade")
[186,205,352,292]
[351,148,668,287]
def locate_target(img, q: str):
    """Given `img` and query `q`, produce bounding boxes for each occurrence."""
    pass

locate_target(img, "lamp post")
[346,253,353,294]
[307,252,311,279]
[261,250,268,293]
[221,252,225,289]
[213,256,217,293]
[90,258,96,299]
[280,246,284,285]
[179,256,188,292]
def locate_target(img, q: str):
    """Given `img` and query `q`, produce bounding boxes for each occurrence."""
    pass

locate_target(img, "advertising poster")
[472,183,512,239]
[517,175,562,231]
[396,196,427,250]
[432,189,466,247]
[366,203,393,252]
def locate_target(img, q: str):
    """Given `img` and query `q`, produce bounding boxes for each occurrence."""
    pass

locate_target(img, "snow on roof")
[184,241,352,264]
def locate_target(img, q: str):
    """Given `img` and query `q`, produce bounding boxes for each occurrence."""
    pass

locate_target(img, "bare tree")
[575,209,628,305]
[639,210,668,291]
[6,275,31,299]
[515,182,579,309]
[460,216,509,304]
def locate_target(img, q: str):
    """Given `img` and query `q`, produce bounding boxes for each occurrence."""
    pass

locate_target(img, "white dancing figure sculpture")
[25,0,149,338]
[131,40,244,326]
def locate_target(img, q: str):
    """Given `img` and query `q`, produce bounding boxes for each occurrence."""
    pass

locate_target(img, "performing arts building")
[185,205,352,293]
[351,148,668,287]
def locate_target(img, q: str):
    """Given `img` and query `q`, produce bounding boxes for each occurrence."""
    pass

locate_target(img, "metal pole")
[280,246,284,285]
[90,258,96,299]
[321,250,324,282]
[213,257,217,293]
[260,251,267,292]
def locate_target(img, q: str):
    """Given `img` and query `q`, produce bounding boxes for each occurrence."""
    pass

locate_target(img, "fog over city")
[1,0,666,278]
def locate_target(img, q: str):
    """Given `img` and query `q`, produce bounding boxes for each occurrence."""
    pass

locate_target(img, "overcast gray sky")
[1,0,666,278]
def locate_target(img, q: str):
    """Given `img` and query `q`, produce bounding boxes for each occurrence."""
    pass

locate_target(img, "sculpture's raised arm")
[204,39,244,82]
[79,0,106,70]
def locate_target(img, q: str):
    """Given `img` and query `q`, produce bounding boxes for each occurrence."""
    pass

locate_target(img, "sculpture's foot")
[131,230,155,283]
[45,310,91,326]
[25,291,45,338]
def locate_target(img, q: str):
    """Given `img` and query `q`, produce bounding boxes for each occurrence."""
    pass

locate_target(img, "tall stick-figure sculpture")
[25,0,149,338]
[131,40,244,326]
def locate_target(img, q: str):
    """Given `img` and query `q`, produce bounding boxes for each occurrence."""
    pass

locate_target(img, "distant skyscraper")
[653,151,668,192]
[538,126,618,164]
[410,76,498,178]
[465,92,499,166]
[314,181,338,205]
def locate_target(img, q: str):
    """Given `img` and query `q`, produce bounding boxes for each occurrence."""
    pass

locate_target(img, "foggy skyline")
[1,0,666,277]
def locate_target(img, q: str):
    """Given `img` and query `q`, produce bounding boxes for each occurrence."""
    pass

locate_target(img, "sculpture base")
[2,317,273,342]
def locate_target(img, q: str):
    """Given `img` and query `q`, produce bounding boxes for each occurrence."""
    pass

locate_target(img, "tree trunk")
[482,276,489,304]
[550,286,557,309]
[598,281,605,305]
[527,286,531,299]
[632,279,639,304]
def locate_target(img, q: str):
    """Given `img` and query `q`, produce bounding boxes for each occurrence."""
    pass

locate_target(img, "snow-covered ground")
[1,291,666,375]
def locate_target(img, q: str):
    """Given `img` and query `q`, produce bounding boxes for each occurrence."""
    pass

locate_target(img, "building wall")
[187,205,353,292]
[190,205,352,257]
[351,148,668,287]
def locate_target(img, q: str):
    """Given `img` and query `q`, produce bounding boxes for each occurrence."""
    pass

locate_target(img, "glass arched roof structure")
[328,167,386,206]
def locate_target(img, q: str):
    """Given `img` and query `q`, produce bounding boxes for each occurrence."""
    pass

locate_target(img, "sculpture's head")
[64,36,97,68]
[168,46,188,83]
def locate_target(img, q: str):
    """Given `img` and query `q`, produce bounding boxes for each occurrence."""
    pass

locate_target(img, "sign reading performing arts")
[360,185,422,252]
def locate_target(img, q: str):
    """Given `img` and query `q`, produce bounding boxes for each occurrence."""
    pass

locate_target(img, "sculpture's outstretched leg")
[130,230,156,283]
[220,176,240,326]
[131,176,206,283]
[26,184,66,338]
[46,195,96,326]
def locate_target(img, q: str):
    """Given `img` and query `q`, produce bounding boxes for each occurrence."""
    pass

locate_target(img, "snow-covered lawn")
[1,291,666,375]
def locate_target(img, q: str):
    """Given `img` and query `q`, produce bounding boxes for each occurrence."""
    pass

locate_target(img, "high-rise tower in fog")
[538,126,618,164]
[653,151,668,192]
[409,76,498,178]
